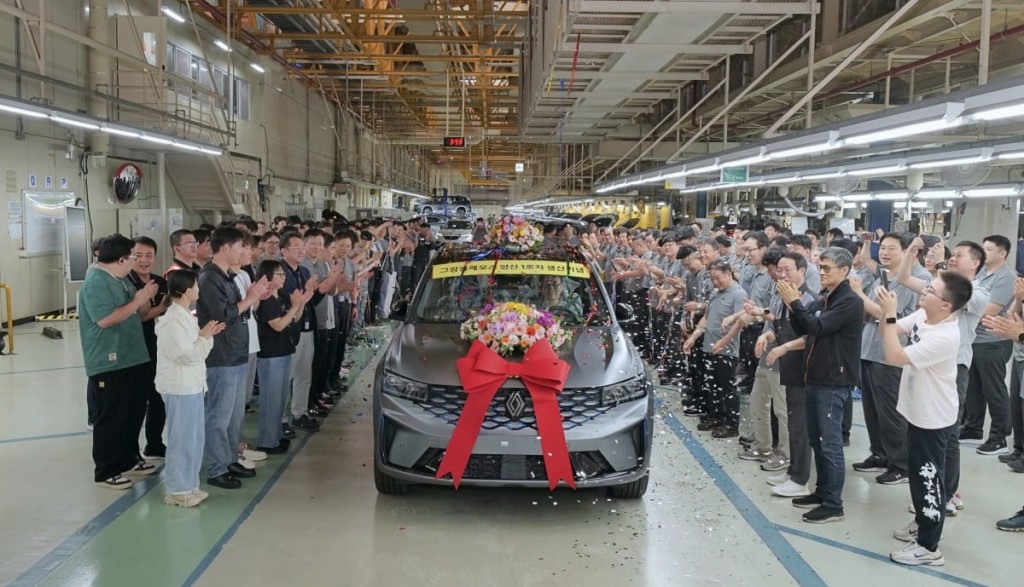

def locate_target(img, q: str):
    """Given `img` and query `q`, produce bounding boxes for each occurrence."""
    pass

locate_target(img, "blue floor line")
[656,397,827,587]
[0,365,85,376]
[0,431,90,445]
[10,472,164,586]
[775,525,988,587]
[182,343,389,585]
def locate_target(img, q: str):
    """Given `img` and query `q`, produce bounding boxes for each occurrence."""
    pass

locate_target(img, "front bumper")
[374,385,653,489]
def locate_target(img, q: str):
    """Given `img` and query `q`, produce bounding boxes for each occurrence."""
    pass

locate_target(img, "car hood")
[383,323,642,388]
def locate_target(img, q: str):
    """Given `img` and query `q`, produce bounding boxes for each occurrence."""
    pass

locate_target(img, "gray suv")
[373,245,653,497]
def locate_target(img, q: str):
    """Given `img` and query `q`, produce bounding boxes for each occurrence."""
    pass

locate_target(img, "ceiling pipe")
[735,21,1024,133]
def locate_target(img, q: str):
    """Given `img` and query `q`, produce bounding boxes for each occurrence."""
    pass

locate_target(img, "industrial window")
[212,67,250,121]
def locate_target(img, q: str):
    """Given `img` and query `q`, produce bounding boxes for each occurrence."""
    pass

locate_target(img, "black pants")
[144,386,166,455]
[661,311,686,382]
[310,327,337,407]
[946,365,969,496]
[842,393,853,444]
[861,360,907,473]
[330,300,353,378]
[87,379,98,426]
[623,288,651,357]
[735,326,760,396]
[786,385,812,486]
[688,336,706,410]
[91,363,148,481]
[964,340,1014,441]
[127,360,155,461]
[909,423,955,552]
[1010,359,1024,455]
[706,354,739,427]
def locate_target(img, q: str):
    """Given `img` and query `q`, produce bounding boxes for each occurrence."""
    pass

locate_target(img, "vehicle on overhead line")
[415,195,472,217]
[373,244,653,497]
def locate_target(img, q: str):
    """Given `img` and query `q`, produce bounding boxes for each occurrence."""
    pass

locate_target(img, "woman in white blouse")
[155,270,225,507]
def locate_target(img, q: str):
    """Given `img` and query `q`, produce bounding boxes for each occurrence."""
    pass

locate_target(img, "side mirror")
[389,300,409,322]
[615,303,635,323]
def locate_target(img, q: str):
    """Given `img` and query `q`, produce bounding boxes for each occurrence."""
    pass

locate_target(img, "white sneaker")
[164,492,203,508]
[766,473,789,486]
[123,461,158,476]
[191,488,210,504]
[950,492,964,510]
[890,541,944,566]
[242,448,267,462]
[738,447,773,461]
[771,480,811,497]
[237,457,256,470]
[893,520,919,542]
[95,475,134,490]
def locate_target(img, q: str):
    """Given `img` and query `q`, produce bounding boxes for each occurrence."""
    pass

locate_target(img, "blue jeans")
[806,385,851,509]
[257,355,292,447]
[162,393,205,494]
[205,364,247,478]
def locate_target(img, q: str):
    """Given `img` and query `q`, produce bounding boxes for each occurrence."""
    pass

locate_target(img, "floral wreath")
[487,215,543,250]
[460,301,568,356]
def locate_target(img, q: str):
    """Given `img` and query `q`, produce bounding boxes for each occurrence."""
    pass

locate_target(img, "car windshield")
[444,220,472,230]
[413,256,609,327]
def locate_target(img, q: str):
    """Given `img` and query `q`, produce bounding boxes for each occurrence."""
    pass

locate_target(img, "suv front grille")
[414,386,609,431]
[411,449,616,481]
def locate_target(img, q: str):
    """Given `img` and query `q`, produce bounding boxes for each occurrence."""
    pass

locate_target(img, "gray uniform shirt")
[973,264,1016,344]
[702,282,747,357]
[302,259,335,330]
[956,282,990,366]
[860,265,928,364]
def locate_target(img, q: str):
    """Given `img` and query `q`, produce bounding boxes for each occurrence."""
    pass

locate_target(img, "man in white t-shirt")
[877,271,974,567]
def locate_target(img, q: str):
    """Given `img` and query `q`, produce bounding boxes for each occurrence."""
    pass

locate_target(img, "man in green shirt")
[78,234,159,490]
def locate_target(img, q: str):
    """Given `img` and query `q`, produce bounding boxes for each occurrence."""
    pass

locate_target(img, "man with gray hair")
[778,246,865,524]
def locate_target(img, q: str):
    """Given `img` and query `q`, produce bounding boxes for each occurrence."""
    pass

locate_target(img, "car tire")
[374,459,411,495]
[422,206,433,215]
[607,474,649,499]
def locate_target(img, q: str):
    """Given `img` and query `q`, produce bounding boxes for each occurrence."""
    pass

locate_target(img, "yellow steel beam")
[251,32,522,43]
[233,5,528,19]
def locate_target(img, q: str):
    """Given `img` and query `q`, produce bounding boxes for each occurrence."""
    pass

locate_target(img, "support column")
[979,0,992,86]
[87,0,110,153]
[157,152,168,271]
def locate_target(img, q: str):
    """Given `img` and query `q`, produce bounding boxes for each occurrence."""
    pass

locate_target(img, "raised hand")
[200,320,226,339]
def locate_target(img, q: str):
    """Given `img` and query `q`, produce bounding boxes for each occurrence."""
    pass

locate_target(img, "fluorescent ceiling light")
[874,190,909,200]
[970,103,1024,121]
[199,147,223,156]
[964,186,1018,198]
[801,171,844,181]
[214,39,231,52]
[908,202,928,208]
[813,195,841,202]
[909,155,990,169]
[250,63,265,73]
[764,176,798,184]
[841,203,860,209]
[662,170,687,179]
[996,151,1024,160]
[102,125,140,138]
[141,134,175,145]
[161,6,186,23]
[944,200,954,207]
[848,165,905,177]
[50,114,99,130]
[687,163,719,174]
[843,193,874,202]
[0,102,48,118]
[916,189,959,200]
[769,142,837,160]
[843,118,962,146]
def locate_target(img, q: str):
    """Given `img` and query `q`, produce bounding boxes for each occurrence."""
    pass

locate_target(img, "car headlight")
[601,376,648,407]
[381,371,429,402]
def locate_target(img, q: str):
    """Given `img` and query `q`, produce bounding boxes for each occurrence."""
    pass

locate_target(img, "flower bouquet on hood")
[460,301,568,356]
[487,216,543,252]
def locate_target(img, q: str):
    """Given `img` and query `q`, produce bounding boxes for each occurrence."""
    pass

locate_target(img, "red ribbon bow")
[436,339,576,490]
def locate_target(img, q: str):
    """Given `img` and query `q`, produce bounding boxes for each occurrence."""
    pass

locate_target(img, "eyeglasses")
[265,240,280,246]
[120,254,138,263]
[272,271,285,276]
[923,283,953,304]
[818,264,837,274]
[178,240,198,247]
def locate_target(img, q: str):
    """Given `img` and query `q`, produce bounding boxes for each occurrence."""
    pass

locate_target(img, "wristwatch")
[762,308,770,316]
[885,316,897,324]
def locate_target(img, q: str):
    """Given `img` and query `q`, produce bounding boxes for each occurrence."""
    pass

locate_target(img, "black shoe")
[997,508,1024,532]
[281,423,296,439]
[802,505,845,524]
[977,439,1009,455]
[876,468,909,485]
[843,438,851,447]
[319,394,336,407]
[227,463,256,478]
[142,445,166,459]
[739,435,755,448]
[207,474,242,489]
[852,454,888,473]
[308,406,329,418]
[682,406,705,417]
[958,430,983,442]
[697,419,721,432]
[998,449,1023,463]
[256,442,289,455]
[245,402,255,414]
[1008,459,1024,473]
[712,425,739,439]
[292,415,321,432]
[792,494,825,510]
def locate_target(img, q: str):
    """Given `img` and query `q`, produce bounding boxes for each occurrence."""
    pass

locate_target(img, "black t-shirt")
[257,295,296,358]
[126,271,167,360]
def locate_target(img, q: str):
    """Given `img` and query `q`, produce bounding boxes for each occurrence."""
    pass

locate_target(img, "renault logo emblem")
[505,389,526,421]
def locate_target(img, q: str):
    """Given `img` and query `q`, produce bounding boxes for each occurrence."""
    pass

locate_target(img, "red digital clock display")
[443,136,466,148]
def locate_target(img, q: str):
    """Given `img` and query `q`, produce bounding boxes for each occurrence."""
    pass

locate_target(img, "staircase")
[164,153,263,221]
